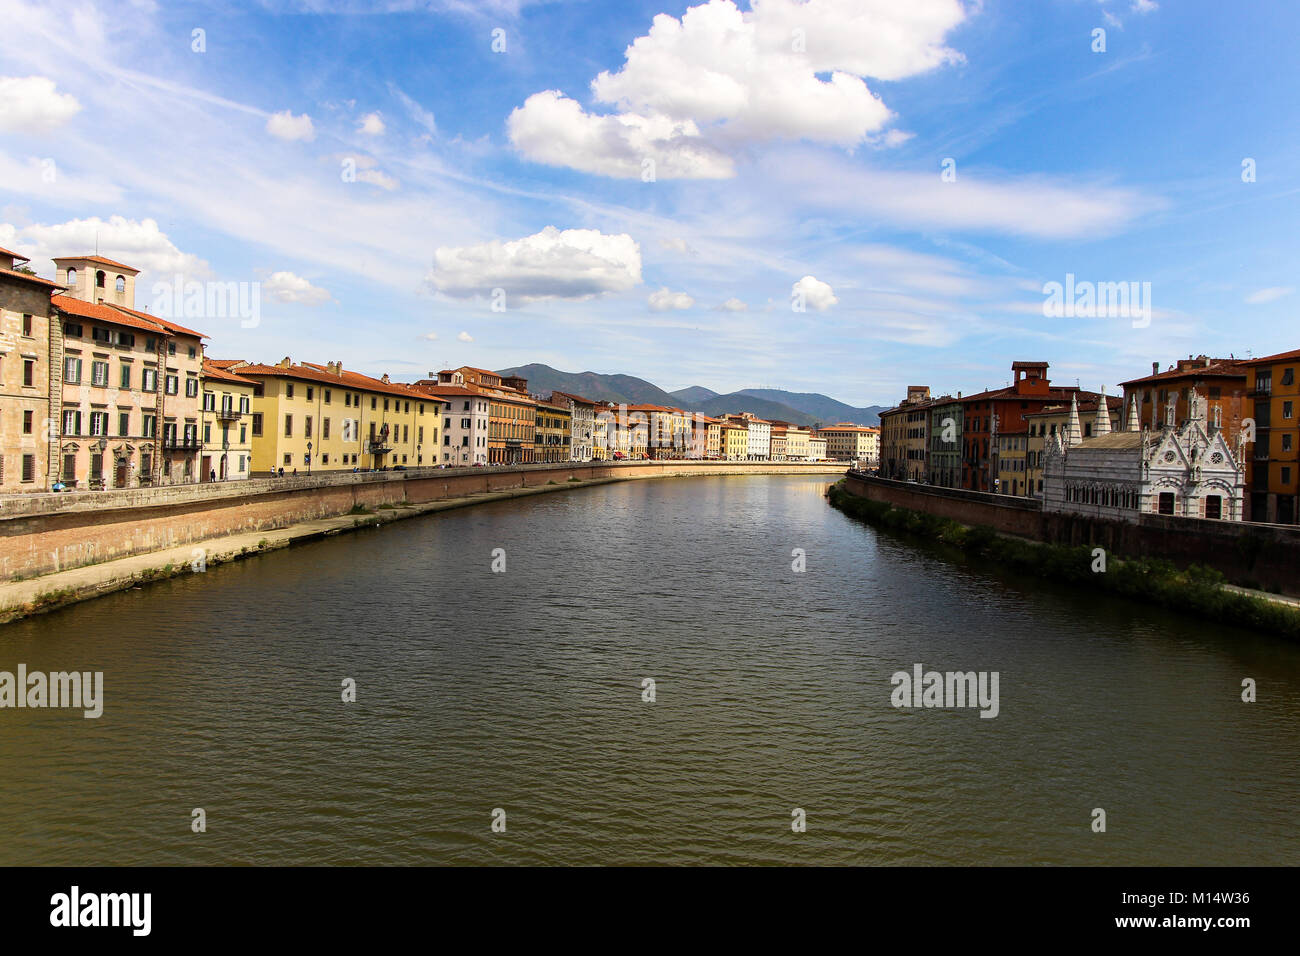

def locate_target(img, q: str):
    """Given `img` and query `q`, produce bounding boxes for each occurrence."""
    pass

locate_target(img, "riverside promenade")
[0,461,844,622]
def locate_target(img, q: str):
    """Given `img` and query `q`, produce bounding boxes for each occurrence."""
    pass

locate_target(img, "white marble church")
[1042,389,1245,521]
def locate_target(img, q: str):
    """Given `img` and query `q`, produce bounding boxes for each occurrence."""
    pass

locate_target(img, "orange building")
[1119,356,1250,444]
[1242,348,1300,524]
[433,367,536,463]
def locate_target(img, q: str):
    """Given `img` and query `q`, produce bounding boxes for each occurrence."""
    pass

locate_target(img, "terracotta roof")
[205,358,245,369]
[52,294,168,334]
[201,360,256,386]
[1243,348,1300,366]
[0,265,62,289]
[111,304,206,340]
[1119,359,1246,386]
[54,254,139,273]
[1076,432,1145,450]
[549,390,596,406]
[0,245,30,263]
[411,383,480,399]
[234,361,430,400]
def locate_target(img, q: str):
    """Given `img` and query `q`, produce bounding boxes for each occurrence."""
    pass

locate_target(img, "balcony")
[163,436,201,451]
[215,407,242,422]
[364,440,391,454]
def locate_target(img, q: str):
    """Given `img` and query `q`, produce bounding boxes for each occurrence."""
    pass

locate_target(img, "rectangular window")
[203,392,215,412]
[324,389,331,404]
[323,418,330,439]
[22,313,32,336]
[1284,401,1294,419]
[62,409,80,435]
[305,416,313,439]
[120,364,132,388]
[1205,496,1222,519]
[23,410,33,434]
[285,415,293,437]
[165,375,179,395]
[1158,492,1175,515]
[1284,434,1294,452]
[119,412,130,436]
[186,377,199,397]
[1283,466,1292,485]
[307,387,314,401]
[64,357,82,384]
[142,368,157,392]
[63,453,76,482]
[251,413,263,437]
[286,383,295,399]
[92,361,109,387]
[168,342,176,356]
[90,411,109,436]
[1283,368,1295,387]
[64,322,83,338]
[21,454,34,483]
[23,359,34,387]
[203,424,211,443]
[142,415,156,438]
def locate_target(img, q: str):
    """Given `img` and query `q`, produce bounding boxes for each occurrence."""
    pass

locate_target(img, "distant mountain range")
[496,364,885,427]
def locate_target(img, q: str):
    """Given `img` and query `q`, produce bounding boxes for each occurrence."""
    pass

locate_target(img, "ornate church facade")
[1043,389,1245,521]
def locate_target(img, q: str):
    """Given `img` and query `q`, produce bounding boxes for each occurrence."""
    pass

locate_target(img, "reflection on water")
[1,475,1297,865]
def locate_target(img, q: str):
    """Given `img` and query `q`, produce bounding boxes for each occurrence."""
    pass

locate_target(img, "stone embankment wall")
[0,461,844,582]
[842,472,1300,596]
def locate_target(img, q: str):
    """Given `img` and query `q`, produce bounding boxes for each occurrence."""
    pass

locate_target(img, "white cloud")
[431,226,642,301]
[266,109,315,142]
[264,270,332,305]
[509,0,966,178]
[357,168,400,190]
[0,76,81,133]
[660,237,697,255]
[357,111,385,135]
[1132,0,1158,13]
[792,274,838,311]
[648,286,694,311]
[714,297,748,311]
[6,215,209,285]
[457,331,474,342]
[507,90,733,180]
[420,331,439,341]
[1244,286,1294,305]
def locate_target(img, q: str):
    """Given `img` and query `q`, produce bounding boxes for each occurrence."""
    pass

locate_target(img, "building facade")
[200,359,255,481]
[1043,392,1245,521]
[0,247,62,492]
[927,397,962,488]
[1242,349,1299,524]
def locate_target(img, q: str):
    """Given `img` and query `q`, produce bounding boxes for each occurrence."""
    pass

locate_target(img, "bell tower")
[51,254,139,308]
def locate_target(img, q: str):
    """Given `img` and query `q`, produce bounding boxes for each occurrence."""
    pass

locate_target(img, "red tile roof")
[111,303,207,340]
[54,254,139,273]
[52,294,168,334]
[1243,348,1300,366]
[0,245,30,263]
[0,265,62,289]
[236,360,433,401]
[201,360,256,386]
[1119,359,1246,386]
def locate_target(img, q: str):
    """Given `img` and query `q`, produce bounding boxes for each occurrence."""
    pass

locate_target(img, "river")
[2,474,1297,865]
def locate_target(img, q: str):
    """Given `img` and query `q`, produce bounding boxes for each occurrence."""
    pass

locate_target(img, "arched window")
[115,275,125,293]
[96,270,106,288]
[66,268,78,288]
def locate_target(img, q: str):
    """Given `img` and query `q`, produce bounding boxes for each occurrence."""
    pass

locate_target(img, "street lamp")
[306,440,313,475]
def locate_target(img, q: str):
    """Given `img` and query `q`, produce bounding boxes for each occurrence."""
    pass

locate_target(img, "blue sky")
[1,0,1297,407]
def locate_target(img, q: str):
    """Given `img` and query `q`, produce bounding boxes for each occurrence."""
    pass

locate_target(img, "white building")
[420,383,489,465]
[744,416,771,460]
[549,391,596,461]
[1043,391,1245,521]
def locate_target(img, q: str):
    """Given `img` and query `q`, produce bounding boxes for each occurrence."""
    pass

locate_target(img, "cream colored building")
[201,359,256,481]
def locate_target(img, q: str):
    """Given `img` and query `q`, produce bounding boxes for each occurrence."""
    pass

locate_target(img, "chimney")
[381,373,390,384]
[278,356,292,369]
[1152,361,1159,376]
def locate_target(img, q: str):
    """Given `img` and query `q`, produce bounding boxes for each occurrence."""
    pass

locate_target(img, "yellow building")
[720,421,748,460]
[535,400,572,462]
[200,359,256,481]
[1244,348,1300,524]
[227,357,443,474]
[995,429,1030,497]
